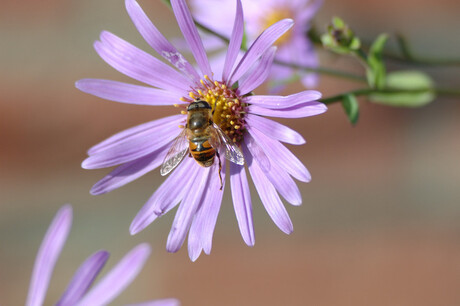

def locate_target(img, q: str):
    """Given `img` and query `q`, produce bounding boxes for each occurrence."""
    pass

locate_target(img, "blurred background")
[1,0,459,305]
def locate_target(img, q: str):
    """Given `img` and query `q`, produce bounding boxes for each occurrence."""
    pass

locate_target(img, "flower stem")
[319,87,460,105]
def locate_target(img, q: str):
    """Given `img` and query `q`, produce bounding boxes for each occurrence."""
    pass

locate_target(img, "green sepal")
[341,94,359,125]
[370,70,435,107]
[366,34,388,89]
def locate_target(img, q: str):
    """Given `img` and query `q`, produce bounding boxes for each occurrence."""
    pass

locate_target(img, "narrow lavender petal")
[297,0,323,23]
[87,115,184,156]
[90,145,169,195]
[76,244,151,306]
[244,133,302,205]
[230,162,255,246]
[248,130,302,206]
[243,132,271,173]
[82,116,184,169]
[244,90,322,109]
[130,157,196,235]
[188,161,226,261]
[125,0,200,82]
[248,127,311,182]
[237,46,276,95]
[95,31,190,93]
[222,0,244,82]
[171,0,212,77]
[56,251,110,306]
[76,79,186,106]
[246,114,305,145]
[26,205,73,306]
[242,144,293,234]
[228,19,294,85]
[166,166,210,253]
[248,102,327,118]
[126,299,180,306]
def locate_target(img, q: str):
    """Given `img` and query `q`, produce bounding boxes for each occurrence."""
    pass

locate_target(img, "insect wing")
[160,128,189,176]
[211,123,244,165]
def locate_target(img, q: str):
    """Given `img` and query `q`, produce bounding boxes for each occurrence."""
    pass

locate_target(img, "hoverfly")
[160,100,244,189]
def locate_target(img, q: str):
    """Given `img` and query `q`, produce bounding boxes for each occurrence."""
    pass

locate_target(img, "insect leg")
[215,150,223,190]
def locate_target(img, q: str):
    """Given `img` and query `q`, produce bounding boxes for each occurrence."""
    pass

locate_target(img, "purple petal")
[87,115,184,156]
[125,0,200,82]
[230,162,255,246]
[77,244,151,306]
[171,0,212,77]
[222,0,244,82]
[95,31,190,93]
[188,161,226,261]
[75,79,186,106]
[90,145,169,195]
[248,130,302,206]
[82,115,184,169]
[243,132,271,173]
[248,101,327,118]
[26,205,73,306]
[130,157,196,235]
[246,114,305,145]
[244,90,322,109]
[248,127,311,182]
[166,165,210,253]
[242,144,293,234]
[237,46,276,95]
[56,251,109,306]
[228,18,294,85]
[126,299,181,306]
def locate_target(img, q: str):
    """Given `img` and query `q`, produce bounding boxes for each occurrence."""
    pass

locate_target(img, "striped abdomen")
[189,137,215,167]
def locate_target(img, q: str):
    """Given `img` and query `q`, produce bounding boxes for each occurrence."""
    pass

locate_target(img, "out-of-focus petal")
[56,251,109,306]
[244,90,322,109]
[248,102,327,118]
[166,166,210,253]
[188,161,226,261]
[95,31,190,93]
[76,79,186,106]
[230,162,255,246]
[82,116,183,169]
[130,157,196,235]
[126,299,181,306]
[171,0,212,77]
[242,144,293,234]
[237,46,276,95]
[228,18,293,85]
[76,244,151,306]
[90,145,169,195]
[248,127,311,182]
[222,0,244,82]
[26,205,73,306]
[125,0,200,82]
[246,114,305,145]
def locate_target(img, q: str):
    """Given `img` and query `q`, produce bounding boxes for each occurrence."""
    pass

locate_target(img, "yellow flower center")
[180,75,246,143]
[260,9,293,46]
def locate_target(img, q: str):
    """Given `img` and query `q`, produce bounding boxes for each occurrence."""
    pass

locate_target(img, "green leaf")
[370,70,435,107]
[341,94,359,125]
[366,34,388,89]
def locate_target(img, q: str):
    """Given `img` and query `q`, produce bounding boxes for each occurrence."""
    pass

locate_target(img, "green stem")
[319,87,460,105]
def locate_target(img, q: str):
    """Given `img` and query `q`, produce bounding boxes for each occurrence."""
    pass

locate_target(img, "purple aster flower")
[76,0,327,261]
[26,205,178,306]
[190,0,322,92]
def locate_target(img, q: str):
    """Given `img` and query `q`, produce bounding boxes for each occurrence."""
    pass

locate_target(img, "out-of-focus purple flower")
[190,0,322,92]
[77,0,326,261]
[26,205,179,306]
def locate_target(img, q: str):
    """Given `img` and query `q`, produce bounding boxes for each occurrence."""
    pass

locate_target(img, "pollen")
[182,76,247,143]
